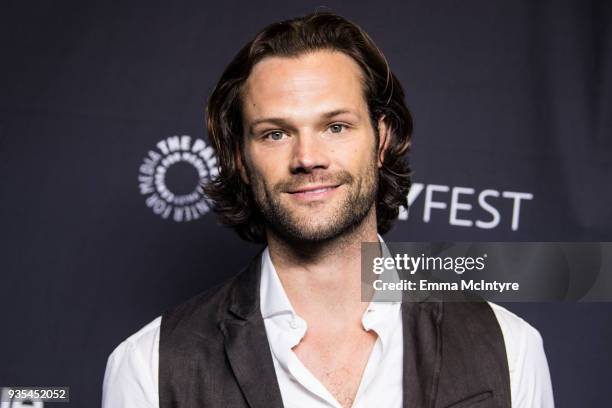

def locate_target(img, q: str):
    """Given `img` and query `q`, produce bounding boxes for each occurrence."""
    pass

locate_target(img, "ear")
[235,146,250,185]
[376,115,391,168]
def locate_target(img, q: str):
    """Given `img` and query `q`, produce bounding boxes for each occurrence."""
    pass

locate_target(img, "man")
[102,11,554,408]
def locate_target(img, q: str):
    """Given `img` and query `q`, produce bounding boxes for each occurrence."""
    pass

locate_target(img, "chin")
[264,195,374,243]
[277,217,356,243]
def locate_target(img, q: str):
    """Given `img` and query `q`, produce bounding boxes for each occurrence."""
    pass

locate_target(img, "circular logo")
[138,135,218,222]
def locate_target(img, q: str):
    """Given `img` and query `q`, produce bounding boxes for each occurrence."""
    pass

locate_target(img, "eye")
[263,131,287,141]
[328,123,347,134]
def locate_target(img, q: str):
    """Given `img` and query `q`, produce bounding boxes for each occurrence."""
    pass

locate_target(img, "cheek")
[244,145,268,176]
[253,159,279,179]
[245,151,283,187]
[341,138,376,169]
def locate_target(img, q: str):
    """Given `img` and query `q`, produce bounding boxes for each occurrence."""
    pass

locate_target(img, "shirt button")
[289,319,299,329]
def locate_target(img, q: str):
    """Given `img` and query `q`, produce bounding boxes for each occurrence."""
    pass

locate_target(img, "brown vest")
[159,252,511,408]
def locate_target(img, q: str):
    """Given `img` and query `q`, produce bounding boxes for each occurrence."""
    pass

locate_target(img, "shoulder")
[487,301,545,362]
[102,317,161,408]
[105,316,161,375]
[486,302,555,407]
[118,316,162,351]
[105,275,238,366]
[101,275,244,408]
[101,278,238,408]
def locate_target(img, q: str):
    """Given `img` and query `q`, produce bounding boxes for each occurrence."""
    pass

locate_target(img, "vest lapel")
[401,299,444,408]
[219,252,285,408]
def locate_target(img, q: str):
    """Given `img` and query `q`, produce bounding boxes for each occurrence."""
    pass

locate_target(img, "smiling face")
[239,50,387,242]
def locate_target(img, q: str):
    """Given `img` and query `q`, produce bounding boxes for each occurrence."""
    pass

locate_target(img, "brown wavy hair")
[204,11,413,243]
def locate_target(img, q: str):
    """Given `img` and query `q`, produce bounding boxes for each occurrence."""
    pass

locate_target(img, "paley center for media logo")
[138,135,218,222]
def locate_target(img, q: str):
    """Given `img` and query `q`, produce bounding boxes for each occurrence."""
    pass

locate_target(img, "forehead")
[241,50,367,120]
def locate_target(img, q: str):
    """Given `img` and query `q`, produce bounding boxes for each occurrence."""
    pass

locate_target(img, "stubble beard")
[247,159,379,243]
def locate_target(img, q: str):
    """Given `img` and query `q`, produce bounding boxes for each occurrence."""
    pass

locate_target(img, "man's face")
[240,50,385,242]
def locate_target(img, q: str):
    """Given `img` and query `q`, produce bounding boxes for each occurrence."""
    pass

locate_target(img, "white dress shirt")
[259,247,403,408]
[102,245,555,408]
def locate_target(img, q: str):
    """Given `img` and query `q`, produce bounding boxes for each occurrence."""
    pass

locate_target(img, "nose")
[289,132,330,174]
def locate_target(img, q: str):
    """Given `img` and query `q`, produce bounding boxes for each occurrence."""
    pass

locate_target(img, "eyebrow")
[248,109,360,134]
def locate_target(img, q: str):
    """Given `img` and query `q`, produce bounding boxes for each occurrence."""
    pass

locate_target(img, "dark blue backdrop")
[1,1,611,407]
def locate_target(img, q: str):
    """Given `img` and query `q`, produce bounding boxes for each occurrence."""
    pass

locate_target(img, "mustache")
[274,171,354,193]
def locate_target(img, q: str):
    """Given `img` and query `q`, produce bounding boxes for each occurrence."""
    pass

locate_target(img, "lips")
[288,184,339,194]
[286,184,340,200]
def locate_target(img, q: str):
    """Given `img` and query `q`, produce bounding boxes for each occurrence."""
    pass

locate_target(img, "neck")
[265,206,379,323]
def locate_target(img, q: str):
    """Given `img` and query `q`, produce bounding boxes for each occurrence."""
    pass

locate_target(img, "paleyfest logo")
[138,135,218,222]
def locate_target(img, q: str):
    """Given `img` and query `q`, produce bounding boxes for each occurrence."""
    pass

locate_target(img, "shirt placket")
[285,314,344,408]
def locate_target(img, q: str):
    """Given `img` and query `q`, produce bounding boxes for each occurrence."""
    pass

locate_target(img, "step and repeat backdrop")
[1,1,611,406]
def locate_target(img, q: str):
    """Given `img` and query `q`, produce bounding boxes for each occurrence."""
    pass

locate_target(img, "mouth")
[286,184,341,200]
